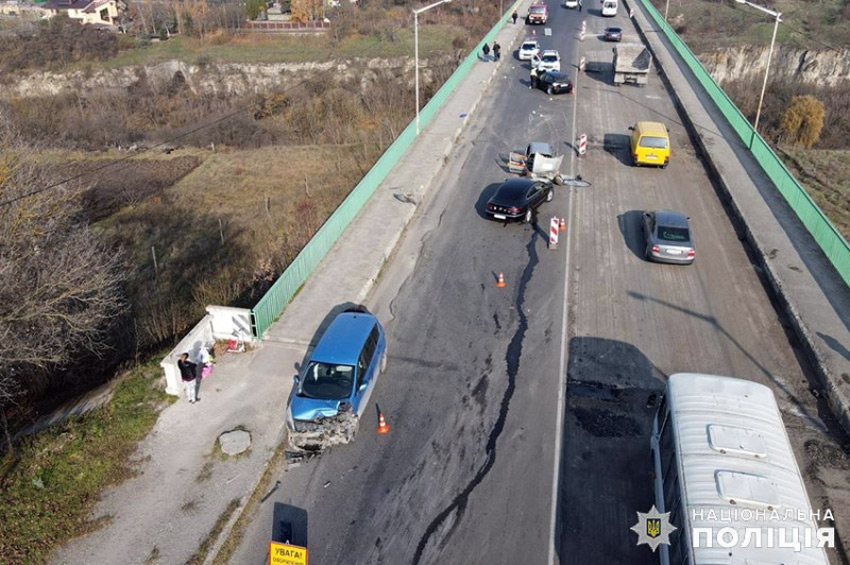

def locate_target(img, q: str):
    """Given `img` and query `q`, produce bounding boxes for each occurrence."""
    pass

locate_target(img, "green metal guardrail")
[251,9,516,338]
[634,0,850,287]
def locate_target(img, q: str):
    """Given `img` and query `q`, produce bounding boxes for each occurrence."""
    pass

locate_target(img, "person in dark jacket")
[493,42,501,61]
[178,352,198,403]
[482,42,491,61]
[512,11,518,24]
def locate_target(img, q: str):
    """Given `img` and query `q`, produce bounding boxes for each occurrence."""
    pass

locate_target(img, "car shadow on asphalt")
[603,133,633,166]
[617,210,646,260]
[580,62,615,87]
[556,337,664,564]
[272,502,309,547]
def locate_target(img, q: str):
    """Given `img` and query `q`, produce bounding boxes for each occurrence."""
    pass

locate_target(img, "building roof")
[41,0,110,12]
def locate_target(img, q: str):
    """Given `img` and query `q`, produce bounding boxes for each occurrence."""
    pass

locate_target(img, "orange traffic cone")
[377,412,390,434]
[496,272,506,288]
[560,217,566,230]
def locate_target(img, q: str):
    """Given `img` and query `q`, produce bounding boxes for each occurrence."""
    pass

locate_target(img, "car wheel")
[644,246,651,260]
[547,85,554,95]
[546,189,554,202]
[524,209,533,224]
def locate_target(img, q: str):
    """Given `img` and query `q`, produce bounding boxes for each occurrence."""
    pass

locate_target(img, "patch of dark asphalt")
[493,312,501,333]
[571,406,641,438]
[804,438,850,470]
[568,380,622,401]
[412,227,539,564]
[472,375,488,412]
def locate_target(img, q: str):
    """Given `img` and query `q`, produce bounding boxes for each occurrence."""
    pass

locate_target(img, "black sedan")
[486,178,554,223]
[603,26,623,41]
[530,70,573,95]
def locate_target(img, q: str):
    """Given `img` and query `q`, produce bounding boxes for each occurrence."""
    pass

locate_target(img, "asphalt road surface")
[231,4,850,564]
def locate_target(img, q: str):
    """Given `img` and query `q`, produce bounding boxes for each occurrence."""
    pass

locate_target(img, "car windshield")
[543,55,558,63]
[300,361,354,400]
[522,42,537,50]
[657,226,690,242]
[640,136,669,149]
[530,6,546,12]
[607,28,621,33]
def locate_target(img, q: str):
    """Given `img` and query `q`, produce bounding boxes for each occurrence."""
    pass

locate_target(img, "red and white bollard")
[578,134,587,156]
[579,56,586,71]
[629,7,635,17]
[549,216,559,249]
[579,20,586,40]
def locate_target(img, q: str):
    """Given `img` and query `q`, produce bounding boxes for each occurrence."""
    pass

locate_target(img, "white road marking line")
[547,53,581,565]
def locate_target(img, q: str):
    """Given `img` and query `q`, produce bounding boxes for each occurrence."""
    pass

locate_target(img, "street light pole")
[735,0,781,134]
[664,0,670,23]
[413,0,453,135]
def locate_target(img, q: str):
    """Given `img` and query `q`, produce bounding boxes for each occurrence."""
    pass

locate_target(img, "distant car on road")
[641,210,695,264]
[603,27,623,41]
[486,178,554,223]
[527,3,549,24]
[564,0,578,8]
[532,49,562,72]
[530,70,574,95]
[601,0,618,16]
[519,39,541,61]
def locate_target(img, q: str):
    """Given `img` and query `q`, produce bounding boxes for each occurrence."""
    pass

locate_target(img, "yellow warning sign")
[269,541,308,565]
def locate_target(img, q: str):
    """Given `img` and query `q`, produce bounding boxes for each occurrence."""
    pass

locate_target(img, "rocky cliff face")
[0,56,447,98]
[698,46,850,87]
[5,46,843,97]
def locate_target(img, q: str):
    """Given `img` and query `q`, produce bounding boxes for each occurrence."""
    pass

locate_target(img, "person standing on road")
[493,42,501,61]
[578,0,582,11]
[512,10,518,24]
[178,352,198,403]
[530,66,541,89]
[482,42,491,61]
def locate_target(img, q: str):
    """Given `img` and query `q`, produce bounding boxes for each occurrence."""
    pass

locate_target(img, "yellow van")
[629,121,670,168]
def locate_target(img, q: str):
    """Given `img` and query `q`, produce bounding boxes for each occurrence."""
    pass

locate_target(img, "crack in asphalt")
[387,205,450,332]
[412,227,540,564]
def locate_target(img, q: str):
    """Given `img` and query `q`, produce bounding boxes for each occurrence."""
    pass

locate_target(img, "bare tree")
[0,123,128,441]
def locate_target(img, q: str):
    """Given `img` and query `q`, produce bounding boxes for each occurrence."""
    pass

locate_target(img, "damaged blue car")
[286,310,387,452]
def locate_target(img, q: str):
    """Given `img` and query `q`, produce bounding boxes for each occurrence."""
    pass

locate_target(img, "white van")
[601,0,617,16]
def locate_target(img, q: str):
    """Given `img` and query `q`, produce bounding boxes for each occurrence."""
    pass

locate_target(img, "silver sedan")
[641,209,695,264]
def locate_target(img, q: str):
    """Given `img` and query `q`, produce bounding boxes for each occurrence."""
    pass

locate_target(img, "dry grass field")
[778,147,850,241]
